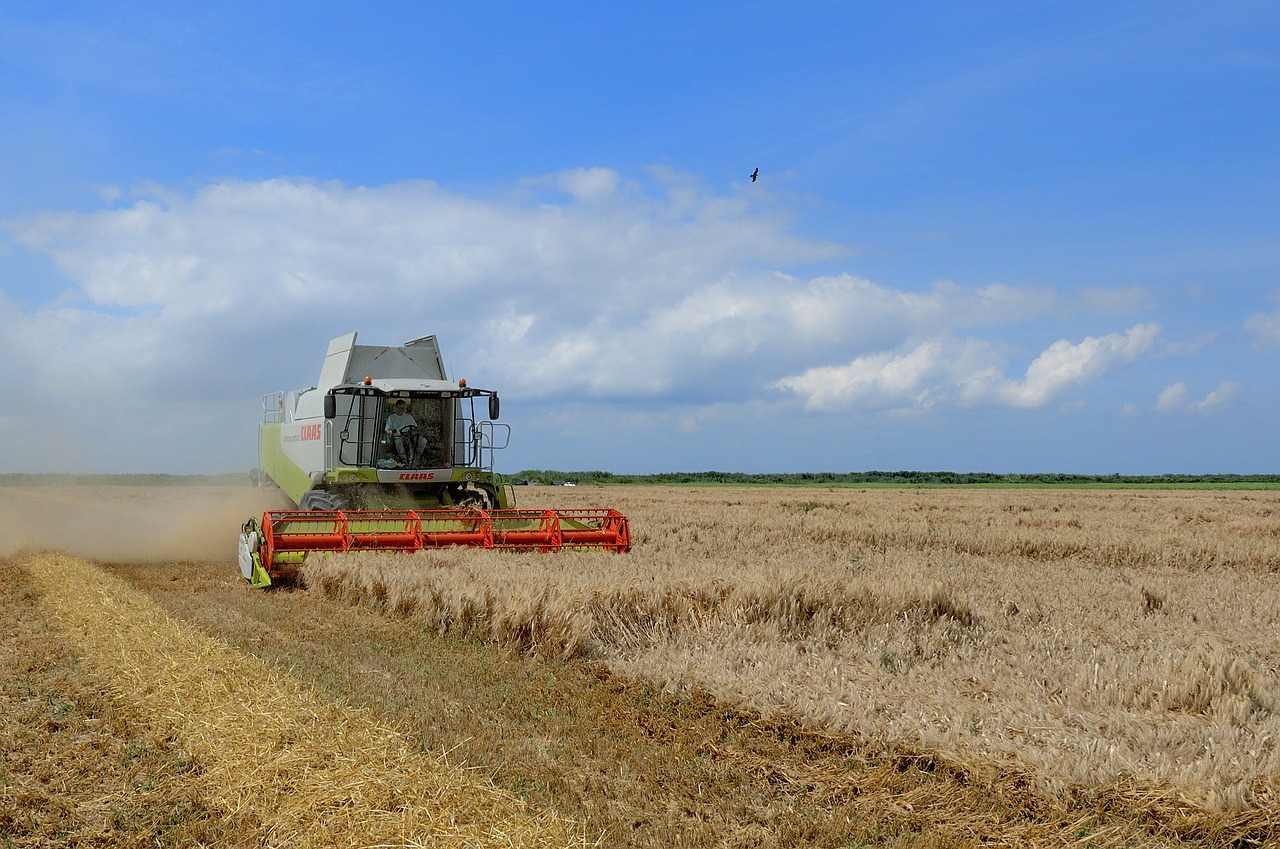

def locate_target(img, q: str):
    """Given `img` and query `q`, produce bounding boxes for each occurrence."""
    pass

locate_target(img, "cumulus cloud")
[1243,310,1280,349]
[1156,382,1188,411]
[12,173,834,319]
[1150,380,1238,413]
[959,324,1160,409]
[773,338,1006,411]
[0,170,1179,471]
[1191,382,1239,411]
[7,172,836,400]
[773,341,948,411]
[1161,332,1217,358]
[549,167,620,202]
[773,324,1161,413]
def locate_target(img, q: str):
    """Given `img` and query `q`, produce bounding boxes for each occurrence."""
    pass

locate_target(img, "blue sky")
[1,2,1277,475]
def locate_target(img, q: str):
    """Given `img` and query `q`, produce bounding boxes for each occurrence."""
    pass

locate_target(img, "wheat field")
[306,485,1280,830]
[4,480,1278,846]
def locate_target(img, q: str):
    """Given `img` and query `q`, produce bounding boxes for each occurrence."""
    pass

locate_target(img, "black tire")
[452,484,496,511]
[300,489,348,511]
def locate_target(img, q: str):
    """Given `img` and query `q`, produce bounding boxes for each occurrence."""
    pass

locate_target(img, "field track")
[11,550,582,848]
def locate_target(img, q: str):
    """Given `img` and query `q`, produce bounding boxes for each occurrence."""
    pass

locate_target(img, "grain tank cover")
[316,332,447,391]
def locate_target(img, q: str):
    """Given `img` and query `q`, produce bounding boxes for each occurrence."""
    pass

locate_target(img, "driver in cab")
[385,398,417,435]
[385,399,429,465]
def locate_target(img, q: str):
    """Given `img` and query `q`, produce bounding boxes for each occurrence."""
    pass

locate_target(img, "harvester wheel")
[300,489,348,511]
[453,484,495,511]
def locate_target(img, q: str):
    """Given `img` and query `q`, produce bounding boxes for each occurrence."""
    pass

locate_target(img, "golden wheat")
[306,486,1280,822]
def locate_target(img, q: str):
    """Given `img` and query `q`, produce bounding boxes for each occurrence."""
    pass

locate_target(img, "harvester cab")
[254,332,509,512]
[239,332,630,587]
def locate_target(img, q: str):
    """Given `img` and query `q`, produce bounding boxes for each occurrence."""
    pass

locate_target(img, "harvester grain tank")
[238,332,630,586]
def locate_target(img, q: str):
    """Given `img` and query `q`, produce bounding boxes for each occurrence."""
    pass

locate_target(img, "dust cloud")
[0,483,293,563]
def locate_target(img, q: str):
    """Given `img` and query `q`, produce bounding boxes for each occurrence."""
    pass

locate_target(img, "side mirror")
[323,393,336,419]
[488,394,500,420]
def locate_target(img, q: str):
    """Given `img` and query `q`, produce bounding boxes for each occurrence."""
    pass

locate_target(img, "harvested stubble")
[306,485,1280,841]
[0,558,233,847]
[19,550,586,849]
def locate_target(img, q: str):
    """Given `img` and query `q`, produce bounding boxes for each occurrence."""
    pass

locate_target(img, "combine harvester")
[238,332,630,587]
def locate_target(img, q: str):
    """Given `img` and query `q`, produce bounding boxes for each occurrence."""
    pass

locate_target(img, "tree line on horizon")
[510,470,1280,486]
[3,470,1278,488]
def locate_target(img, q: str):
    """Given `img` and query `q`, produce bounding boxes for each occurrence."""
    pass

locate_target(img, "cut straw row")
[21,551,587,849]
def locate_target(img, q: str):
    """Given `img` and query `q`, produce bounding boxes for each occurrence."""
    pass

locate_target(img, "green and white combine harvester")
[238,332,630,587]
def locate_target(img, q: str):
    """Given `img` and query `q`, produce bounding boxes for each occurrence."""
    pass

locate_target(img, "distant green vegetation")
[509,470,1280,488]
[5,470,1278,490]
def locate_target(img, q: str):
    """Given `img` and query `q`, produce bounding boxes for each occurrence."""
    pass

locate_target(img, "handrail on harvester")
[250,507,630,582]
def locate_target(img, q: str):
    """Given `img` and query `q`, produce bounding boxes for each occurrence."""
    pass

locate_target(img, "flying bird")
[750,168,758,182]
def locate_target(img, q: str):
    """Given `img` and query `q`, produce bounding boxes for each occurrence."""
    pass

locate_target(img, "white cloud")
[1156,382,1187,411]
[1145,379,1239,414]
[773,340,950,411]
[0,172,855,469]
[1191,382,1238,411]
[553,167,619,203]
[0,171,1181,471]
[960,324,1160,409]
[1161,332,1217,357]
[1243,311,1280,349]
[774,324,1162,414]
